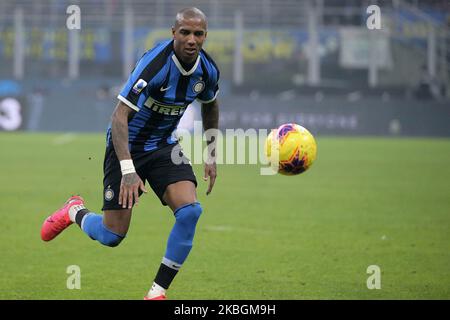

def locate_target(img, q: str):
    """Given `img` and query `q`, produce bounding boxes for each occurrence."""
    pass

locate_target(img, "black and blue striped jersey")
[107,40,220,152]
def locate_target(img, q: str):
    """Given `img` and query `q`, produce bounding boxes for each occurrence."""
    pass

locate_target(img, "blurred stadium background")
[1,0,450,300]
[0,0,449,135]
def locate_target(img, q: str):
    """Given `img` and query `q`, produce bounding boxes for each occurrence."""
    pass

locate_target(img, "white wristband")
[120,159,136,175]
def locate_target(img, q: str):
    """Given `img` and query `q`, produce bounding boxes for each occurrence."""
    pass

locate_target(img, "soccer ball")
[265,123,317,175]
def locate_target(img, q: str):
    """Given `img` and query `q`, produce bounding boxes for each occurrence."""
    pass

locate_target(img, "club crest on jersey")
[132,79,147,94]
[193,80,205,94]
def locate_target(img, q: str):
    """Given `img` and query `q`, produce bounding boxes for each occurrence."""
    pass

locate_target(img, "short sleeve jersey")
[108,40,220,152]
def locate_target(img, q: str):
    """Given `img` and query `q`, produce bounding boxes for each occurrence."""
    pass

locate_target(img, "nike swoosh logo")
[160,86,171,92]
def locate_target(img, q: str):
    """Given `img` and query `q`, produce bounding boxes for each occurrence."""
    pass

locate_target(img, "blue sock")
[153,202,203,289]
[81,213,124,247]
[165,202,203,265]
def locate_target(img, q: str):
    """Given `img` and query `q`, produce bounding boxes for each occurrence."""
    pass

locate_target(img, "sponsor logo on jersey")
[132,79,148,94]
[159,85,172,92]
[144,97,187,116]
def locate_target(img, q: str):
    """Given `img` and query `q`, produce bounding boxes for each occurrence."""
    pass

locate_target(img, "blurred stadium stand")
[0,0,449,134]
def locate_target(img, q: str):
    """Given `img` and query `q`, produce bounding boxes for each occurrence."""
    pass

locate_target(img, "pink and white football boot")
[41,195,84,241]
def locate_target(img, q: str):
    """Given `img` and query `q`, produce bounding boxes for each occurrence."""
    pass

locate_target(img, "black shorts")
[102,143,197,210]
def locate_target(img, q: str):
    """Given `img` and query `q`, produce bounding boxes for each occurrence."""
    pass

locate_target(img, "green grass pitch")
[0,132,449,299]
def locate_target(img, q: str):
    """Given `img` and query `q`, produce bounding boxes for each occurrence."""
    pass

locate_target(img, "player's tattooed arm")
[111,101,147,208]
[201,99,219,195]
[111,101,134,161]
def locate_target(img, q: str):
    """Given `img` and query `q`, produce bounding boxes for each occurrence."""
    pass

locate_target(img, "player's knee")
[98,224,125,247]
[175,202,203,225]
[101,235,123,247]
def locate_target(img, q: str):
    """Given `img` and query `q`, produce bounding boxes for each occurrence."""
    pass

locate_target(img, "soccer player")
[40,7,219,300]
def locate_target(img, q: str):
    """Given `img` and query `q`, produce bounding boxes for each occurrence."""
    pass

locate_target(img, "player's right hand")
[119,172,148,209]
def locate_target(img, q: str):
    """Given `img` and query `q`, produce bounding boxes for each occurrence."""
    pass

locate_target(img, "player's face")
[172,18,207,64]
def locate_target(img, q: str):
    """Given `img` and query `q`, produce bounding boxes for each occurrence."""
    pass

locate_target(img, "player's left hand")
[203,162,217,195]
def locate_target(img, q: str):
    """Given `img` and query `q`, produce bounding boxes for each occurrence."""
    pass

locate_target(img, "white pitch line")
[203,225,234,232]
[53,133,78,145]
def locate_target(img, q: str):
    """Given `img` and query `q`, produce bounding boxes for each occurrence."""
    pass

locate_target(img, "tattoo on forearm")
[122,172,139,185]
[112,111,131,160]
